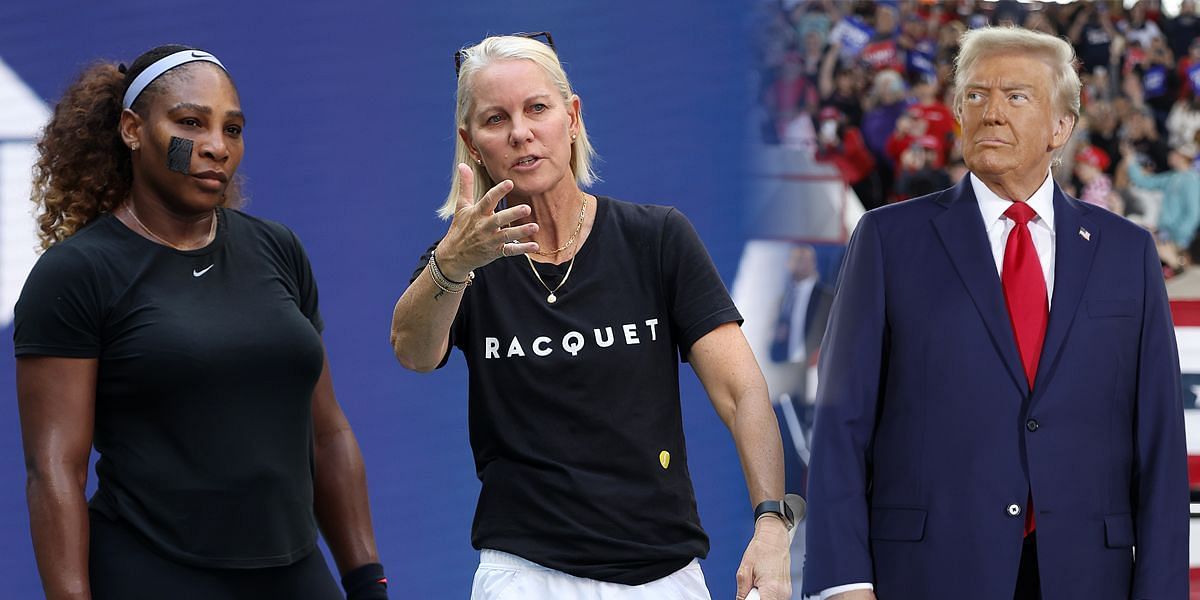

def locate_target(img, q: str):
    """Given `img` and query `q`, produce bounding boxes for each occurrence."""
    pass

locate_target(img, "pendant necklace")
[526,252,576,304]
[524,193,588,304]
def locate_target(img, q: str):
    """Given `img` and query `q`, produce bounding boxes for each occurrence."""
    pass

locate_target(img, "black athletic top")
[415,196,742,585]
[15,208,325,568]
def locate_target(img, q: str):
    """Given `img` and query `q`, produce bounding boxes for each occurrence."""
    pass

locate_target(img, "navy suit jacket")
[802,177,1188,599]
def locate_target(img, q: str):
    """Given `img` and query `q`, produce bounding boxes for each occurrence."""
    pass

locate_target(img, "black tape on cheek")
[167,137,194,174]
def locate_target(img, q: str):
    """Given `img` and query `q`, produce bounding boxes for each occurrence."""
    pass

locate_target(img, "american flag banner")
[1168,301,1200,597]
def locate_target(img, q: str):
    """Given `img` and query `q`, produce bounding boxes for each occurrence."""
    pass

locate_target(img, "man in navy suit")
[770,244,835,392]
[802,27,1188,600]
[769,243,834,486]
[768,243,835,591]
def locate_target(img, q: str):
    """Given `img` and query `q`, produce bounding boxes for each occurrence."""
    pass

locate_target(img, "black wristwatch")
[754,499,795,531]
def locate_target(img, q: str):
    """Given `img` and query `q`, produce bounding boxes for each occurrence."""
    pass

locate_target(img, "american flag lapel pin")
[1079,227,1091,241]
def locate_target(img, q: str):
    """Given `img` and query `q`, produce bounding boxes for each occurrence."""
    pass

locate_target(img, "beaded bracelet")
[428,251,474,293]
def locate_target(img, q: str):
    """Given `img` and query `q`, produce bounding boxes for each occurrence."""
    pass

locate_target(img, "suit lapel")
[932,178,1027,392]
[1033,188,1098,394]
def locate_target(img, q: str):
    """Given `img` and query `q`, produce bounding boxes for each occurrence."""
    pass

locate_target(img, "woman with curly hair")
[14,45,388,600]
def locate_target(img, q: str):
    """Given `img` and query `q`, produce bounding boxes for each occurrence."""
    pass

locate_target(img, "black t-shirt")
[415,197,741,585]
[1166,14,1200,59]
[14,208,325,568]
[1089,130,1122,176]
[1131,135,1172,173]
[1075,20,1113,71]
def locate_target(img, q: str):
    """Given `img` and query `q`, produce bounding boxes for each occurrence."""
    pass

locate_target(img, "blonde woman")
[390,34,790,600]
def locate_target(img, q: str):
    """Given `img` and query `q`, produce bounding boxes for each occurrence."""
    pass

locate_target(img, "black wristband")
[753,499,794,530]
[342,562,388,600]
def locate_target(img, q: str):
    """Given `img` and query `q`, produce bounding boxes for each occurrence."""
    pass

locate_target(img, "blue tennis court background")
[0,1,755,597]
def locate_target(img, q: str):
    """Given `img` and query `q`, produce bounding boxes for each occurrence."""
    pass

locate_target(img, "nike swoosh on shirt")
[193,265,215,277]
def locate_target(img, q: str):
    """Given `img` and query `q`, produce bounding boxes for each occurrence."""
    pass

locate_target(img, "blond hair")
[953,26,1081,123]
[439,35,598,219]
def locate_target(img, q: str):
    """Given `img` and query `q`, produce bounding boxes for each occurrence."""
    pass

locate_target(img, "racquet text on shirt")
[484,318,661,359]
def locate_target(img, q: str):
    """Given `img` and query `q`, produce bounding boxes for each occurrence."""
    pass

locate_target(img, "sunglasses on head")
[454,31,556,75]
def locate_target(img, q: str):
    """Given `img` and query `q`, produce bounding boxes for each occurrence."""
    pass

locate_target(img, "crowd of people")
[757,0,1200,277]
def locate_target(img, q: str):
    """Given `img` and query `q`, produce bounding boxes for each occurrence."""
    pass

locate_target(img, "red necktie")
[1001,201,1047,537]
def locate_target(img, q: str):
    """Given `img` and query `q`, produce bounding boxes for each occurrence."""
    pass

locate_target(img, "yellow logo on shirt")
[659,450,670,469]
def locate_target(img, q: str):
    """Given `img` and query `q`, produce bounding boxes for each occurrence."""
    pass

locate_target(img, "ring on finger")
[499,243,509,258]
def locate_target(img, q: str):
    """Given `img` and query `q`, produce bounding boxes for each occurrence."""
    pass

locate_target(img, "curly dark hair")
[31,44,242,249]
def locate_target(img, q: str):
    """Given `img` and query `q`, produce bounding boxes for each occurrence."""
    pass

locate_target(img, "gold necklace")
[526,252,577,304]
[531,193,588,256]
[124,203,217,250]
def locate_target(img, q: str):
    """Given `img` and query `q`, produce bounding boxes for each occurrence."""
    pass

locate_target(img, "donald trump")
[802,26,1188,600]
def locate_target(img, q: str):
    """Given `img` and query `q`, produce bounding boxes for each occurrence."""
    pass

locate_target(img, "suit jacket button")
[1026,419,1039,432]
[1007,504,1021,517]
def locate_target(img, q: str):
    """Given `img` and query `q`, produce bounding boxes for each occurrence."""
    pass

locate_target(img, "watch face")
[784,493,806,526]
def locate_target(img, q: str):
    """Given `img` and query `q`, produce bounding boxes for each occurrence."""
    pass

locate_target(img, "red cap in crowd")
[818,106,843,122]
[914,135,940,150]
[1075,145,1110,170]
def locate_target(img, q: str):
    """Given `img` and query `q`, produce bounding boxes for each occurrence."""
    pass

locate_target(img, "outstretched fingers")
[455,163,476,213]
[478,178,515,213]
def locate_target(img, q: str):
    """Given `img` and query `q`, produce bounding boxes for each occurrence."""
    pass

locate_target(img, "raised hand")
[435,163,540,280]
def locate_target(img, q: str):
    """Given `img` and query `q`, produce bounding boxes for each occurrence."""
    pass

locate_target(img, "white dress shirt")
[809,172,1057,600]
[971,171,1057,306]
